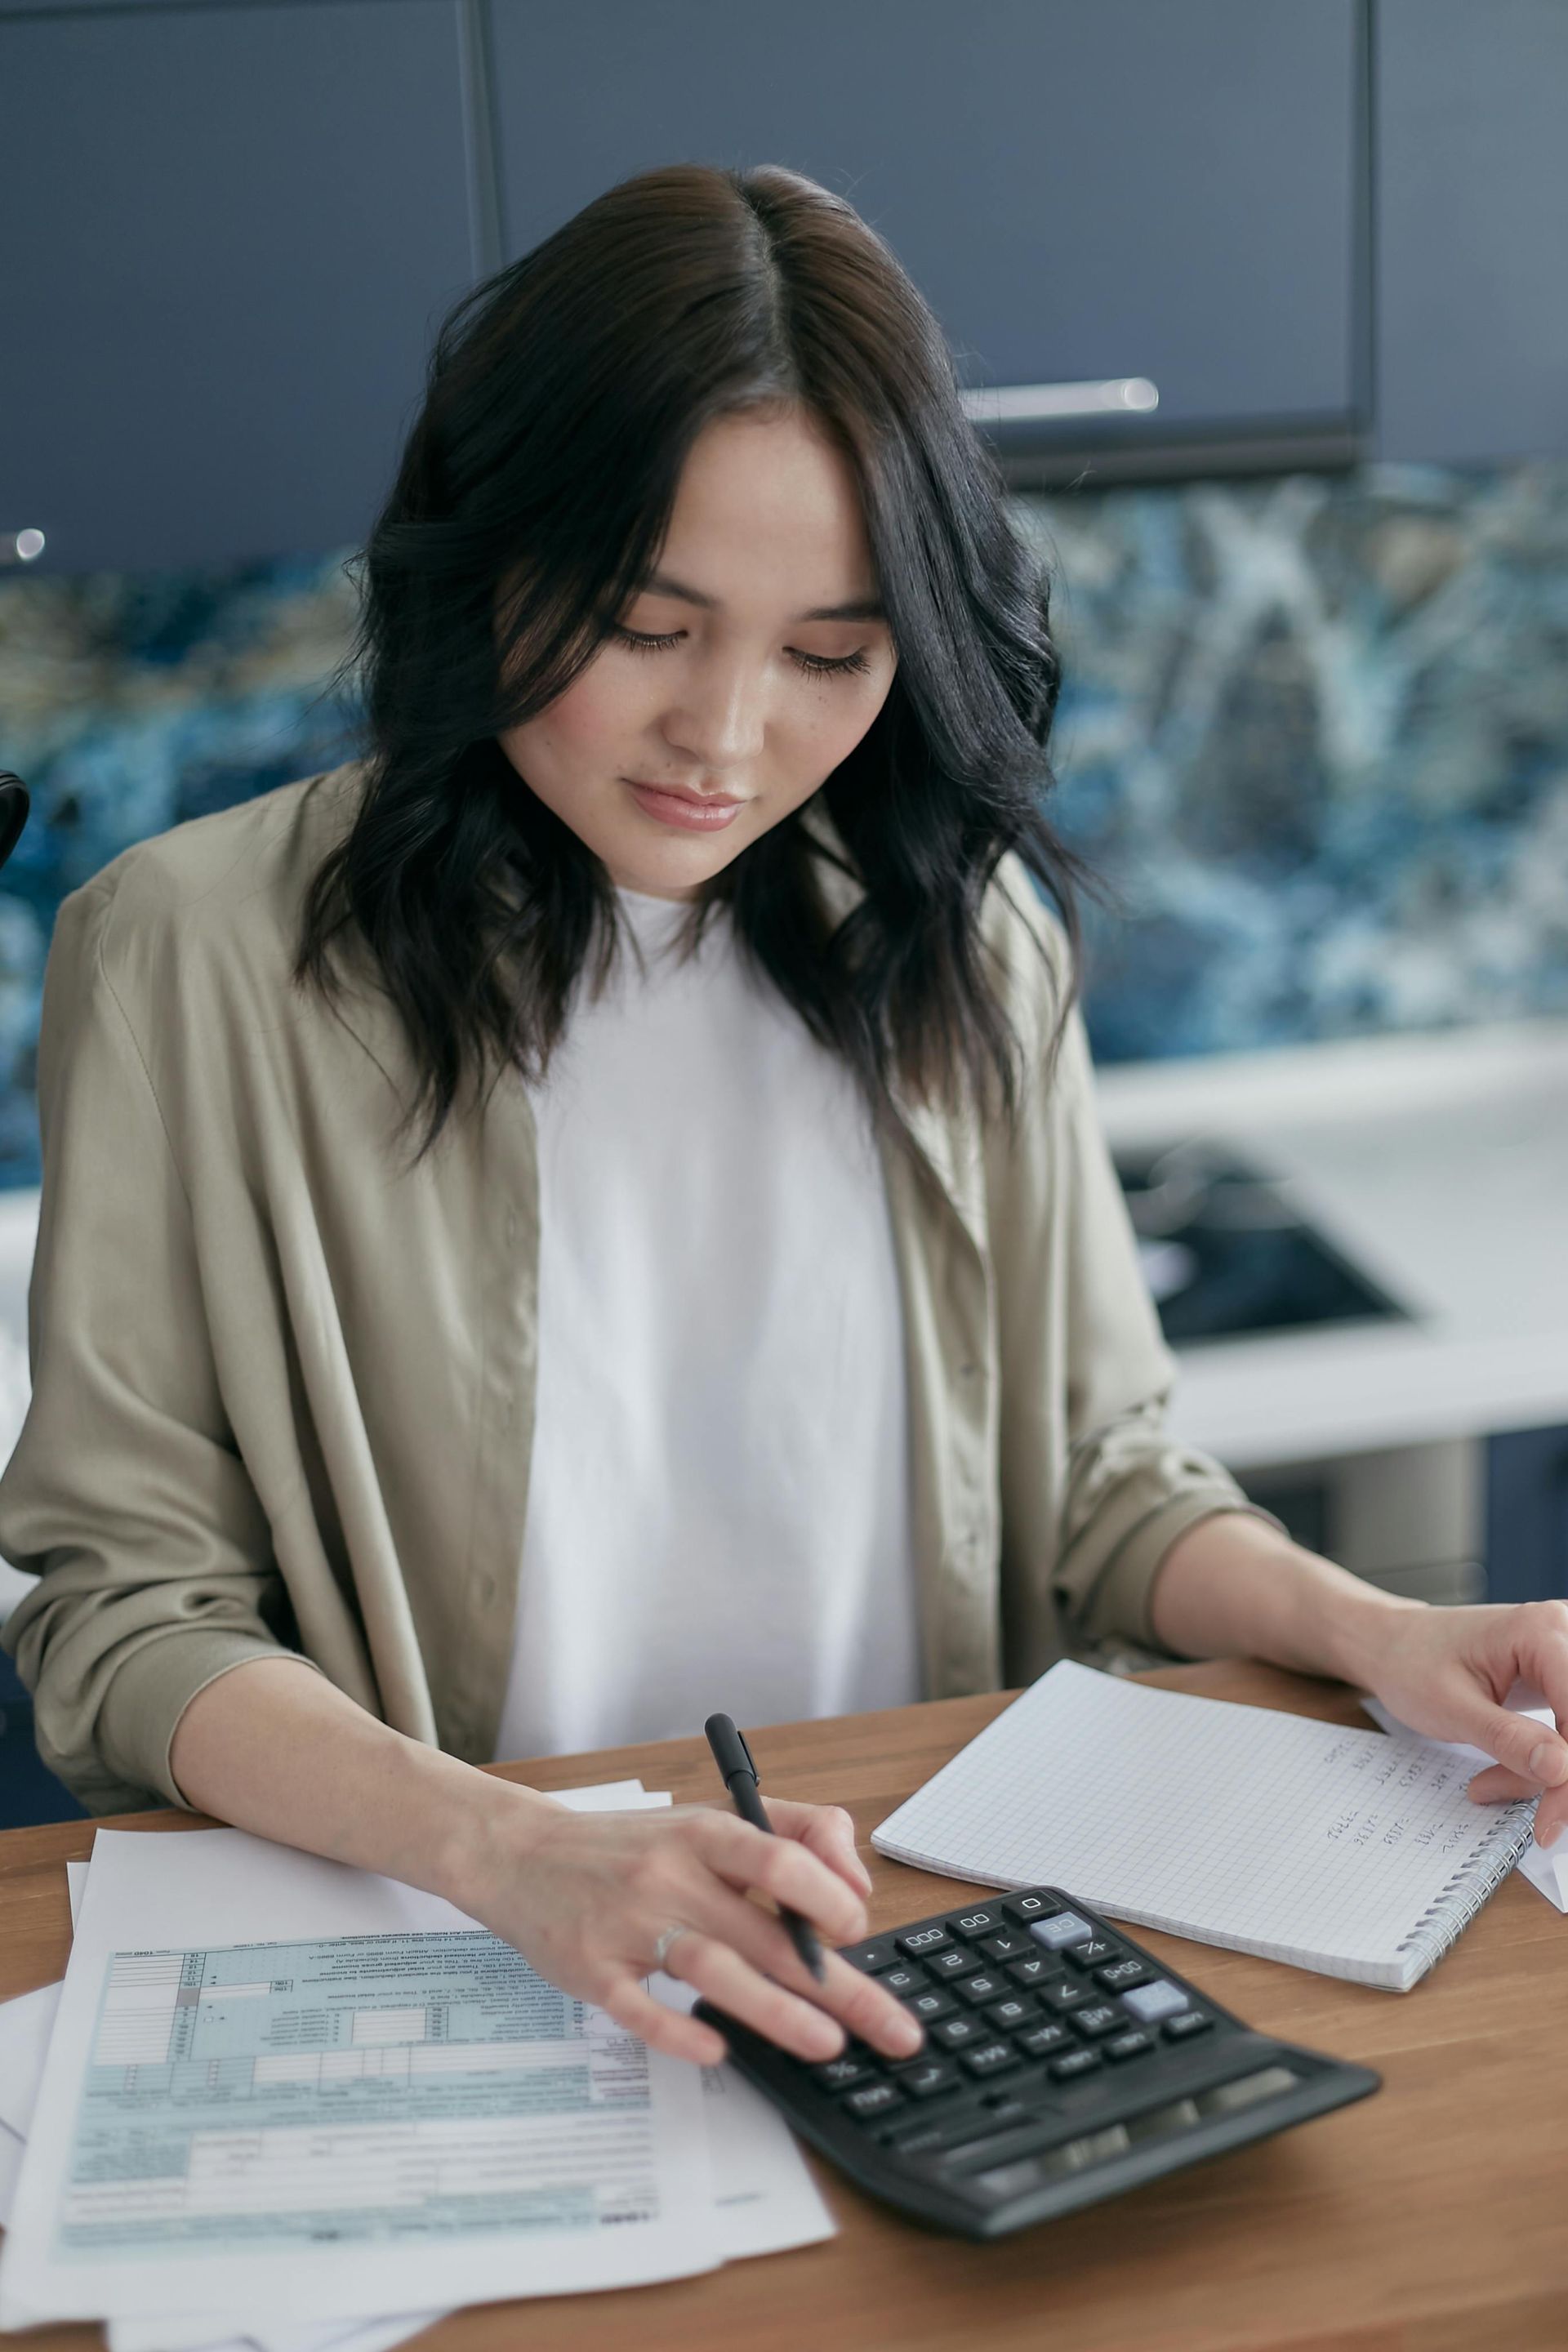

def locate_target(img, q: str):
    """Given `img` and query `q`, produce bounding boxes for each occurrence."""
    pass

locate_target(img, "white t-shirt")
[492,883,922,1762]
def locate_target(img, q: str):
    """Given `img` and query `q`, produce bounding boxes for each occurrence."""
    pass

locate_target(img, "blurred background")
[2,0,1566,1820]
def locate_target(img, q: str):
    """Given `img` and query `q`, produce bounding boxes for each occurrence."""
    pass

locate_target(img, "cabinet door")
[487,0,1361,448]
[1376,0,1568,463]
[2,2,479,573]
[1487,1427,1568,1606]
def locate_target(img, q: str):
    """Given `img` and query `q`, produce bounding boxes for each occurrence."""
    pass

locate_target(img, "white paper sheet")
[0,1982,60,2140]
[1359,1685,1568,1909]
[0,1822,719,2325]
[96,1784,665,2352]
[657,1981,835,2261]
[2,1776,834,2343]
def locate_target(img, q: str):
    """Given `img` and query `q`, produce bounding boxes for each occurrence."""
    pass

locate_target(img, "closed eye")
[610,624,871,678]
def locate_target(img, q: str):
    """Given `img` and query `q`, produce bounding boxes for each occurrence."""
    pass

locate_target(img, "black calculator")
[693,1884,1379,2238]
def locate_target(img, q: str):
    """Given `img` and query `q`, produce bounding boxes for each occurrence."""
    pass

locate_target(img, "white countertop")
[1094,1017,1568,1468]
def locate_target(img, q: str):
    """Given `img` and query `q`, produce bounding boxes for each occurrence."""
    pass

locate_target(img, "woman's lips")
[624,779,744,831]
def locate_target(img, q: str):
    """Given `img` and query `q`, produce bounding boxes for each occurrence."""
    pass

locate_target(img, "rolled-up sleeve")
[0,879,315,1815]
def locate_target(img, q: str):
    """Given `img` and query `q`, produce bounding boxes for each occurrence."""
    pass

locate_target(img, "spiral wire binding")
[1395,1800,1538,1976]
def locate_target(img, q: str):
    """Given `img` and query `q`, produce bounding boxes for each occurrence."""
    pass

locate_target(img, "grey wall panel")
[487,0,1360,439]
[1377,0,1568,463]
[2,1,479,572]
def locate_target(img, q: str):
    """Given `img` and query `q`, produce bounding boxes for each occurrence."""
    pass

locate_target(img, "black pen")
[705,1712,827,1984]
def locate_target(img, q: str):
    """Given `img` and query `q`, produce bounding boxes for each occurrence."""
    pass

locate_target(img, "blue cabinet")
[1375,0,1568,463]
[1,1,481,573]
[487,0,1364,471]
[1486,1427,1568,1607]
[0,1646,87,1829]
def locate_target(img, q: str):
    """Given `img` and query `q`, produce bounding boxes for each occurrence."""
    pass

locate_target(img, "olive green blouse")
[0,760,1267,1815]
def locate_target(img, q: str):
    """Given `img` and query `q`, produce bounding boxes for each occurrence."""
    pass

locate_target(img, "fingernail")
[1530,1742,1568,1786]
[891,2015,923,2054]
[1535,1816,1564,1849]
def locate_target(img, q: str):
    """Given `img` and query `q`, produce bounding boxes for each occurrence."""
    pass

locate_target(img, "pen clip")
[733,1725,758,1781]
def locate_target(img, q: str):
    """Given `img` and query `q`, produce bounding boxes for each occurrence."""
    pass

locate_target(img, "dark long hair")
[297,161,1093,1169]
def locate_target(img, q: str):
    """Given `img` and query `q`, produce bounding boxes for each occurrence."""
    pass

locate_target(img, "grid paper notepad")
[871,1662,1537,1990]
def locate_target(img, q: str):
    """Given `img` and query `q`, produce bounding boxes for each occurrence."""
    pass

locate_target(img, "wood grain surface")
[1,1658,1563,2352]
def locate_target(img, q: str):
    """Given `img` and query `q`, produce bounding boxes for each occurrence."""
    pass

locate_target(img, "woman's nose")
[662,655,768,771]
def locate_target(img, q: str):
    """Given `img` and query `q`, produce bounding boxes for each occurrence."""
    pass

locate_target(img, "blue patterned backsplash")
[0,459,1565,1186]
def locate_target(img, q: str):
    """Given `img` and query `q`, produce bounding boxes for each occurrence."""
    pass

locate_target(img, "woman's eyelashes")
[610,624,872,678]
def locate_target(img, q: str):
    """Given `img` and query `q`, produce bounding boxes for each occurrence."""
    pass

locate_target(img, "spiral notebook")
[871,1662,1536,1990]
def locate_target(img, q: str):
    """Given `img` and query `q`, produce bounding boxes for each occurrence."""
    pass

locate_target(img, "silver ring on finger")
[652,1922,693,1971]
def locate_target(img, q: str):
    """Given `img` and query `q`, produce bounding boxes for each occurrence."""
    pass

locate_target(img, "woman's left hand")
[1356,1597,1568,1846]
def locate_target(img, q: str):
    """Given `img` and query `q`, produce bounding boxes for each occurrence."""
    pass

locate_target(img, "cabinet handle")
[960,378,1160,425]
[1,530,45,566]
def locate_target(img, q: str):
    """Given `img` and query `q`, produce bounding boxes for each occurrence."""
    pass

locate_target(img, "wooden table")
[2,1658,1565,2352]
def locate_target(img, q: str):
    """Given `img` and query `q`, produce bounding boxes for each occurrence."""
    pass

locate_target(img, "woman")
[2,164,1564,2080]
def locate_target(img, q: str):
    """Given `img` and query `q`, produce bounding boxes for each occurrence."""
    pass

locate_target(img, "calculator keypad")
[826,1890,1222,2149]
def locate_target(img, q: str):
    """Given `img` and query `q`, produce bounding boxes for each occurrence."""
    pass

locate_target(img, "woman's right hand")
[453,1783,928,2069]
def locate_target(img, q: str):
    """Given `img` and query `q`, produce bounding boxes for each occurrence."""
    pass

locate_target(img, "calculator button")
[879,1964,924,1998]
[1072,2003,1124,2039]
[1096,1958,1153,1993]
[895,1924,953,1958]
[926,1944,985,1980]
[1002,1892,1062,1925]
[1063,1936,1120,1971]
[945,1906,1005,1940]
[959,2040,1021,2079]
[1013,2020,1073,2058]
[1122,1978,1190,2023]
[840,1940,899,1974]
[891,2056,962,2100]
[813,2055,875,2091]
[1028,1910,1095,1950]
[1040,1977,1095,2013]
[842,2080,906,2121]
[1103,2029,1155,2063]
[982,1997,1036,2033]
[903,1987,957,2024]
[1049,2047,1102,2082]
[976,1930,1033,1963]
[1161,2011,1214,2042]
[955,1971,1008,2006]
[1006,1954,1059,1989]
[932,2012,988,2049]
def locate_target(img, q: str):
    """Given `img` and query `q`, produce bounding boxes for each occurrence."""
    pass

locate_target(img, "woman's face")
[496,407,898,899]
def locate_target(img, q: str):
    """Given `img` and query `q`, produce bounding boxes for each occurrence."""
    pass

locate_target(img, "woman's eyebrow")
[635,568,885,623]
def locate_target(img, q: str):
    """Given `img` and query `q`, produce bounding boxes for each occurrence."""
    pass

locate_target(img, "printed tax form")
[0,1803,831,2331]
